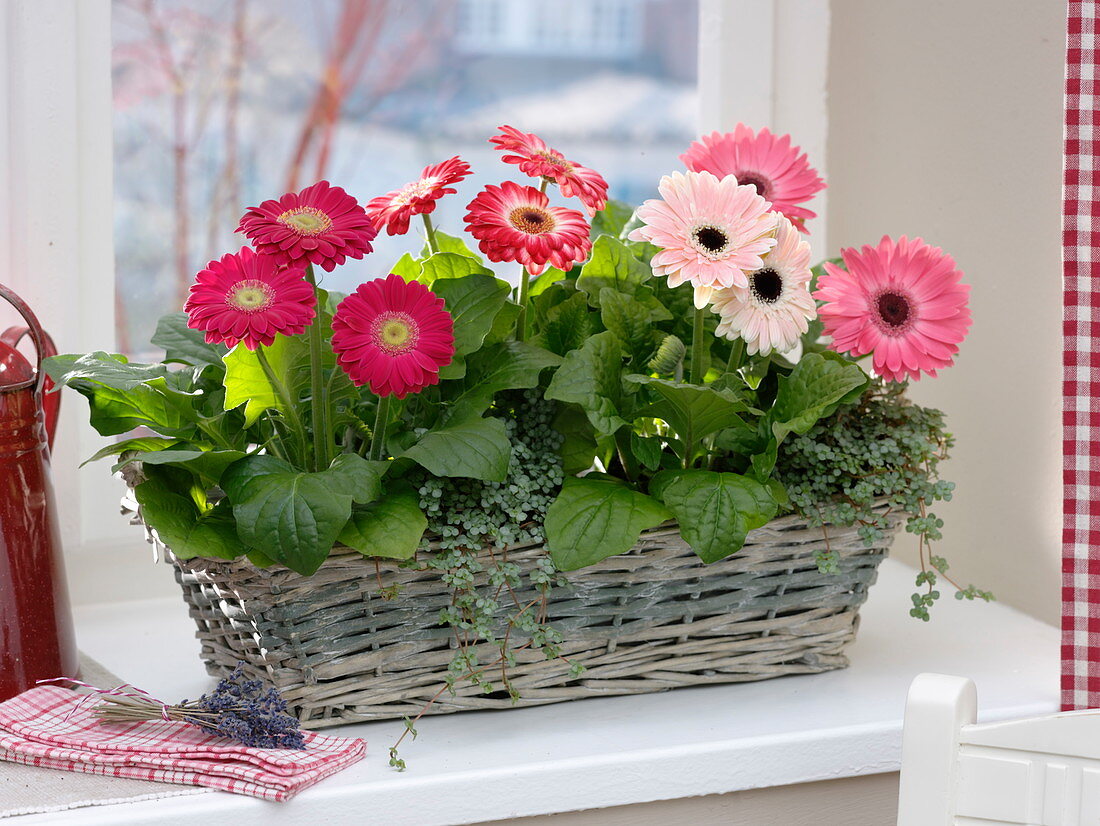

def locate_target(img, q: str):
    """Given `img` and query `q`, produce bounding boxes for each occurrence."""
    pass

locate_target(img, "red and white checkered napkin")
[0,686,366,801]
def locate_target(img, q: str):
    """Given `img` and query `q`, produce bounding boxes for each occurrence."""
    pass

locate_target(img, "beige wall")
[827,0,1065,625]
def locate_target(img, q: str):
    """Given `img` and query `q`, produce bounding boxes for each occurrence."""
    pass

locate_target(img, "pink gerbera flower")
[680,125,826,232]
[331,273,455,399]
[490,125,609,215]
[463,181,592,276]
[237,180,377,272]
[627,170,779,308]
[814,236,971,382]
[711,216,817,356]
[366,156,472,236]
[184,246,316,351]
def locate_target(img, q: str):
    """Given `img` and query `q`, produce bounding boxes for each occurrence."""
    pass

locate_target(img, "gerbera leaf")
[399,416,511,482]
[531,291,595,357]
[445,341,562,423]
[420,231,482,263]
[114,447,248,488]
[545,477,671,571]
[134,473,247,562]
[652,470,778,563]
[391,252,422,282]
[627,375,750,465]
[553,403,599,476]
[598,287,670,364]
[544,331,629,435]
[589,199,636,240]
[152,312,228,370]
[432,272,511,356]
[222,335,311,427]
[576,236,651,305]
[338,491,427,560]
[769,352,869,442]
[419,251,493,286]
[324,453,386,505]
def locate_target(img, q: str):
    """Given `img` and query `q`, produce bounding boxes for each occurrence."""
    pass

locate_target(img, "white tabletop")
[9,558,1058,825]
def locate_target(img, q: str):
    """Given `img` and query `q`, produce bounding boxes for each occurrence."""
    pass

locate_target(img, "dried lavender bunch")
[94,664,306,750]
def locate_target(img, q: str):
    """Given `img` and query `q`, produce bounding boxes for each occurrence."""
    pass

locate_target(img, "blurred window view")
[111,0,699,355]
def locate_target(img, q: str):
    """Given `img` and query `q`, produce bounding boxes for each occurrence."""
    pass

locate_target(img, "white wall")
[826,0,1064,624]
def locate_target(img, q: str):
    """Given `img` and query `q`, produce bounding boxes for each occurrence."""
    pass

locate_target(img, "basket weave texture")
[126,496,901,729]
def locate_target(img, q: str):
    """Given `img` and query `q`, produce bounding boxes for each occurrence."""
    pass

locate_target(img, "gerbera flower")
[489,125,609,215]
[627,170,779,308]
[331,273,455,399]
[814,235,971,382]
[237,180,377,272]
[680,125,825,231]
[711,216,817,356]
[463,181,592,276]
[366,156,472,236]
[184,246,316,351]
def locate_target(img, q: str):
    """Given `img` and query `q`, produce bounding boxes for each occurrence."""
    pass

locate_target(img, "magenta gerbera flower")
[331,274,455,399]
[814,236,972,382]
[366,156,472,237]
[184,246,316,351]
[463,181,592,276]
[490,125,609,215]
[627,170,779,308]
[237,180,378,272]
[680,125,825,232]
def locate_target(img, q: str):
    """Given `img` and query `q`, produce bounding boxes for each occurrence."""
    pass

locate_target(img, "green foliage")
[545,476,671,570]
[575,235,651,302]
[400,416,512,482]
[544,331,629,435]
[769,352,869,442]
[339,491,427,560]
[431,273,511,356]
[134,472,246,561]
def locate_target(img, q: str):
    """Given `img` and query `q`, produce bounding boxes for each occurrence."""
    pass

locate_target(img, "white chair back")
[898,673,1100,825]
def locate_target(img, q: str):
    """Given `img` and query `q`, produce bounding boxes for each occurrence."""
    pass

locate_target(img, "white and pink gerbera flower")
[680,125,825,232]
[711,216,817,356]
[627,170,779,309]
[463,181,592,276]
[814,236,972,382]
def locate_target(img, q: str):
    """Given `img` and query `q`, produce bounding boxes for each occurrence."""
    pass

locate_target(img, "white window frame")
[0,0,830,604]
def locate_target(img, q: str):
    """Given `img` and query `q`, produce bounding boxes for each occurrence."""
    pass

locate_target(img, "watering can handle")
[0,285,60,450]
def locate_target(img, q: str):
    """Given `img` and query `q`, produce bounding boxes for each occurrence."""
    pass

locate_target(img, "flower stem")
[304,264,330,472]
[422,213,440,255]
[256,346,307,464]
[726,338,745,374]
[515,265,531,342]
[689,307,707,385]
[370,395,391,462]
[539,178,549,195]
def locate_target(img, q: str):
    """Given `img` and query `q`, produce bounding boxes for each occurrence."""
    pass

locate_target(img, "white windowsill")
[11,558,1058,825]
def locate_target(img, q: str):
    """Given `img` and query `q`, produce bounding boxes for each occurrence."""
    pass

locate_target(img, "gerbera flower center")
[508,206,556,235]
[535,150,574,171]
[691,224,730,257]
[735,171,771,199]
[371,311,420,355]
[277,206,333,237]
[226,279,275,314]
[393,176,440,207]
[875,290,913,333]
[750,268,784,304]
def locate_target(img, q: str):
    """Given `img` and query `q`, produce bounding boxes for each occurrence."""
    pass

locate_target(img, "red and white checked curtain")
[1065,0,1100,711]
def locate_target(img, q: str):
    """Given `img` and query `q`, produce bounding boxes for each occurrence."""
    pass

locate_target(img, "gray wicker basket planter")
[125,495,901,729]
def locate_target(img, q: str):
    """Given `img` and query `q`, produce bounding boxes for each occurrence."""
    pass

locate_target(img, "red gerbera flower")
[463,181,592,276]
[184,246,316,351]
[331,273,456,399]
[680,125,826,232]
[237,180,377,272]
[490,125,609,215]
[366,156,472,236]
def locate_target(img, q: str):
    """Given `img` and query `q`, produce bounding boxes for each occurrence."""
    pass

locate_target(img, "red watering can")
[0,283,78,701]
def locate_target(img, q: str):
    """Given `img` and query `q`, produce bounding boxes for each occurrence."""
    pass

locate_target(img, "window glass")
[112,0,698,355]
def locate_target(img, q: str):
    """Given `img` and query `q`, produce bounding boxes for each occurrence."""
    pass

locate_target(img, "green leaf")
[533,291,595,357]
[114,447,247,486]
[44,351,171,390]
[422,231,482,262]
[529,267,568,297]
[576,235,651,303]
[134,475,246,561]
[599,288,670,363]
[419,252,492,286]
[544,331,628,435]
[589,199,636,240]
[769,352,869,441]
[432,273,511,356]
[324,453,385,504]
[151,313,228,369]
[338,492,427,560]
[447,341,562,422]
[545,477,671,570]
[400,416,511,481]
[82,436,181,466]
[391,252,422,281]
[628,375,750,450]
[221,454,353,575]
[222,334,309,427]
[630,432,663,471]
[80,381,200,438]
[553,404,598,475]
[653,470,778,563]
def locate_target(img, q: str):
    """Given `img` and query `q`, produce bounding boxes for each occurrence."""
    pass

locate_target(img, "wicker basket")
[125,494,900,729]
